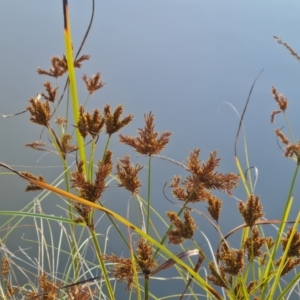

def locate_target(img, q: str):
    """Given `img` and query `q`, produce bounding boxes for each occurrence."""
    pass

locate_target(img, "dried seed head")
[216,243,244,276]
[271,86,288,112]
[55,116,67,127]
[82,72,104,95]
[74,54,90,68]
[207,195,222,222]
[136,238,157,275]
[170,149,239,203]
[60,134,77,159]
[102,254,136,291]
[1,257,9,276]
[37,56,68,78]
[41,81,58,102]
[25,141,47,149]
[238,195,264,228]
[67,284,95,300]
[104,104,133,136]
[166,210,197,244]
[20,172,47,192]
[275,256,300,276]
[207,261,229,289]
[116,155,143,195]
[275,128,289,145]
[285,142,300,163]
[27,96,51,126]
[71,151,112,203]
[119,111,171,155]
[77,106,105,139]
[274,36,300,62]
[243,227,266,261]
[281,227,300,257]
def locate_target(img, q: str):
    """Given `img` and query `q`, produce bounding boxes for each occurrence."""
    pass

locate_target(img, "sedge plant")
[1,2,300,300]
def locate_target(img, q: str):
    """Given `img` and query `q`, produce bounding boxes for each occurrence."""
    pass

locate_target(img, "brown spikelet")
[207,261,229,289]
[55,116,67,127]
[77,106,105,139]
[67,285,95,300]
[274,36,300,62]
[60,134,77,159]
[102,254,136,291]
[104,104,133,136]
[238,194,264,228]
[119,111,171,156]
[275,256,300,276]
[281,227,300,257]
[116,155,143,195]
[136,238,157,275]
[74,54,90,68]
[25,141,47,150]
[166,210,197,244]
[4,279,18,297]
[216,243,244,276]
[38,272,61,299]
[1,257,9,276]
[271,86,288,112]
[285,142,300,163]
[41,82,58,102]
[27,96,51,126]
[275,128,289,145]
[20,172,47,192]
[207,195,222,222]
[82,72,104,95]
[170,149,239,203]
[243,227,266,261]
[37,56,68,78]
[71,151,112,203]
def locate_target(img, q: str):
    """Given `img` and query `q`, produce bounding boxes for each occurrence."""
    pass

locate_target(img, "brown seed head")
[285,142,300,163]
[238,194,264,228]
[275,128,289,145]
[102,254,136,291]
[77,106,105,139]
[116,155,143,195]
[216,243,244,276]
[60,134,77,159]
[41,81,58,102]
[166,210,197,244]
[82,72,104,95]
[207,261,229,289]
[104,104,133,136]
[275,256,300,276]
[271,86,288,111]
[37,56,68,78]
[119,111,171,156]
[27,96,51,126]
[243,227,266,261]
[136,238,157,275]
[207,195,222,222]
[71,151,112,203]
[20,172,47,192]
[74,54,90,68]
[274,36,300,62]
[281,227,300,257]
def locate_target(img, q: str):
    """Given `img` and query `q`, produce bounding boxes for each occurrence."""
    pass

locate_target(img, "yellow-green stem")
[90,228,114,299]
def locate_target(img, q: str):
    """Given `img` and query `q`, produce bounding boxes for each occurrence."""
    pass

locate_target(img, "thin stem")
[146,155,152,234]
[90,228,114,299]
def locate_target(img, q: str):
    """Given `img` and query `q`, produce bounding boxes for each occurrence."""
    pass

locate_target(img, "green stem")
[146,156,152,234]
[262,163,299,297]
[90,228,114,299]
